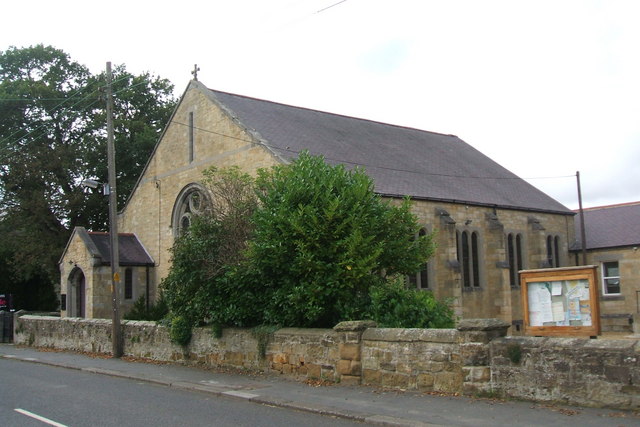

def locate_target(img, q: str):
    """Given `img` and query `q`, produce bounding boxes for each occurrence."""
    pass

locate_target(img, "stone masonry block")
[416,373,435,389]
[340,375,361,386]
[463,366,491,382]
[362,369,382,385]
[604,366,631,383]
[382,372,410,389]
[306,363,321,379]
[337,359,361,376]
[273,353,288,364]
[460,342,489,366]
[433,371,463,393]
[339,343,360,361]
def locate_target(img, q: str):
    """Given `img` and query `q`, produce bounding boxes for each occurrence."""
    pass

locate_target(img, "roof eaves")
[377,193,575,216]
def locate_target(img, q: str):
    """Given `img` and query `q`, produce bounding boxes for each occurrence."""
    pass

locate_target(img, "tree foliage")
[161,167,262,328]
[368,278,454,328]
[0,45,176,308]
[250,152,436,327]
[163,153,450,330]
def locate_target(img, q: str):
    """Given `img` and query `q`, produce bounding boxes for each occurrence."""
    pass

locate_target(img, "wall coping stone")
[495,336,639,352]
[362,328,458,343]
[333,320,377,332]
[18,315,63,321]
[275,327,335,337]
[457,318,510,333]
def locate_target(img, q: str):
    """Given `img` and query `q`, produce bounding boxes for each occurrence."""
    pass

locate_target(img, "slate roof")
[209,87,571,215]
[87,232,154,266]
[573,202,640,250]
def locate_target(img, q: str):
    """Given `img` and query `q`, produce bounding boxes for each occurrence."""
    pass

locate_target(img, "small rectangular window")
[124,268,133,300]
[602,261,620,295]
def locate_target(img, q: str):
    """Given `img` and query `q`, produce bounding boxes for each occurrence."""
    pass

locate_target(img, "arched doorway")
[68,268,86,318]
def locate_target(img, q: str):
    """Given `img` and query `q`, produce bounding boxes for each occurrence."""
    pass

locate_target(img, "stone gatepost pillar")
[457,318,510,394]
[333,320,376,385]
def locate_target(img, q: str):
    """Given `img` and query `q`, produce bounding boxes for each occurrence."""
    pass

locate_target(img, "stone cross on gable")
[191,64,200,81]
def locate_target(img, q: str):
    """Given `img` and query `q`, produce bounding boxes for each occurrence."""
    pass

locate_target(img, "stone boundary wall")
[12,314,639,409]
[491,336,640,409]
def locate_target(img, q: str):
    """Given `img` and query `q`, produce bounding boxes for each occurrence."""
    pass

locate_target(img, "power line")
[0,72,168,150]
[316,0,348,14]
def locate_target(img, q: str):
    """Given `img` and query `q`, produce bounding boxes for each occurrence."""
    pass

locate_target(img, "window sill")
[601,295,624,301]
[462,286,483,292]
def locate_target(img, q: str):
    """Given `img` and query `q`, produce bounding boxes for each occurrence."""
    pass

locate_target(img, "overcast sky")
[2,0,639,209]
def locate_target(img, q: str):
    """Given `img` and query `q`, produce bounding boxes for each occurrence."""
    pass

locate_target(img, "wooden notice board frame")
[520,266,600,337]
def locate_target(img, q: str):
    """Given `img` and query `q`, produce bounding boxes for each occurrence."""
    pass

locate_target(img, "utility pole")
[576,171,588,265]
[106,62,122,357]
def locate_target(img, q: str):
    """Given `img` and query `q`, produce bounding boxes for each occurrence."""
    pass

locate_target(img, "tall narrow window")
[546,235,561,267]
[124,268,133,300]
[601,261,621,295]
[458,230,481,288]
[188,112,194,163]
[471,232,480,286]
[506,233,524,287]
[516,234,523,272]
[408,228,430,289]
[461,231,471,288]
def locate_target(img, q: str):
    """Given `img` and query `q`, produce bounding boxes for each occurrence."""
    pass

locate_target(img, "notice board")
[520,266,600,337]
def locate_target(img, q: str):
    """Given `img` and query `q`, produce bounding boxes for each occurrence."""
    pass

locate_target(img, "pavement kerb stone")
[0,353,432,427]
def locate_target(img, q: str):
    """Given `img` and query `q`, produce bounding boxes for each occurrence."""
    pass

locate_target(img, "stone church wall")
[407,199,575,332]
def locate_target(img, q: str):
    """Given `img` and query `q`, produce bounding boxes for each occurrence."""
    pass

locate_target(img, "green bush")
[169,315,192,346]
[124,294,169,321]
[249,152,435,327]
[367,277,455,328]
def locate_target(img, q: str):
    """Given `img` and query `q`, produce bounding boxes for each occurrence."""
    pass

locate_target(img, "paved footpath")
[1,344,638,427]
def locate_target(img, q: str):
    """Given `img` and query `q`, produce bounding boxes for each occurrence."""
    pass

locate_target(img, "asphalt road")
[0,358,363,427]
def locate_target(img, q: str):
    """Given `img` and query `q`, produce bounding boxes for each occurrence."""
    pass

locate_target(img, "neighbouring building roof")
[87,232,155,266]
[573,201,640,250]
[209,87,572,215]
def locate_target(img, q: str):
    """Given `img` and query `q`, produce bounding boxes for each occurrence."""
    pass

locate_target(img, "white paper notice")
[552,301,564,321]
[528,283,553,325]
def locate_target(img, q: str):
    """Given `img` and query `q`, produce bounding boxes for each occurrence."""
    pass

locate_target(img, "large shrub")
[367,278,455,328]
[250,152,436,327]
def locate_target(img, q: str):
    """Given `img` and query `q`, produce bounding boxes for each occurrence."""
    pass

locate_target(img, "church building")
[60,79,579,333]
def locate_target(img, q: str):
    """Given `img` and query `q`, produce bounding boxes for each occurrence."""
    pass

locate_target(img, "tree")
[250,152,436,327]
[0,45,176,309]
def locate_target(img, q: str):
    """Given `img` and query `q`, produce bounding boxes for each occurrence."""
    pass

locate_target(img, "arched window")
[172,184,211,236]
[506,232,524,287]
[457,229,481,288]
[408,228,430,289]
[546,234,561,267]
